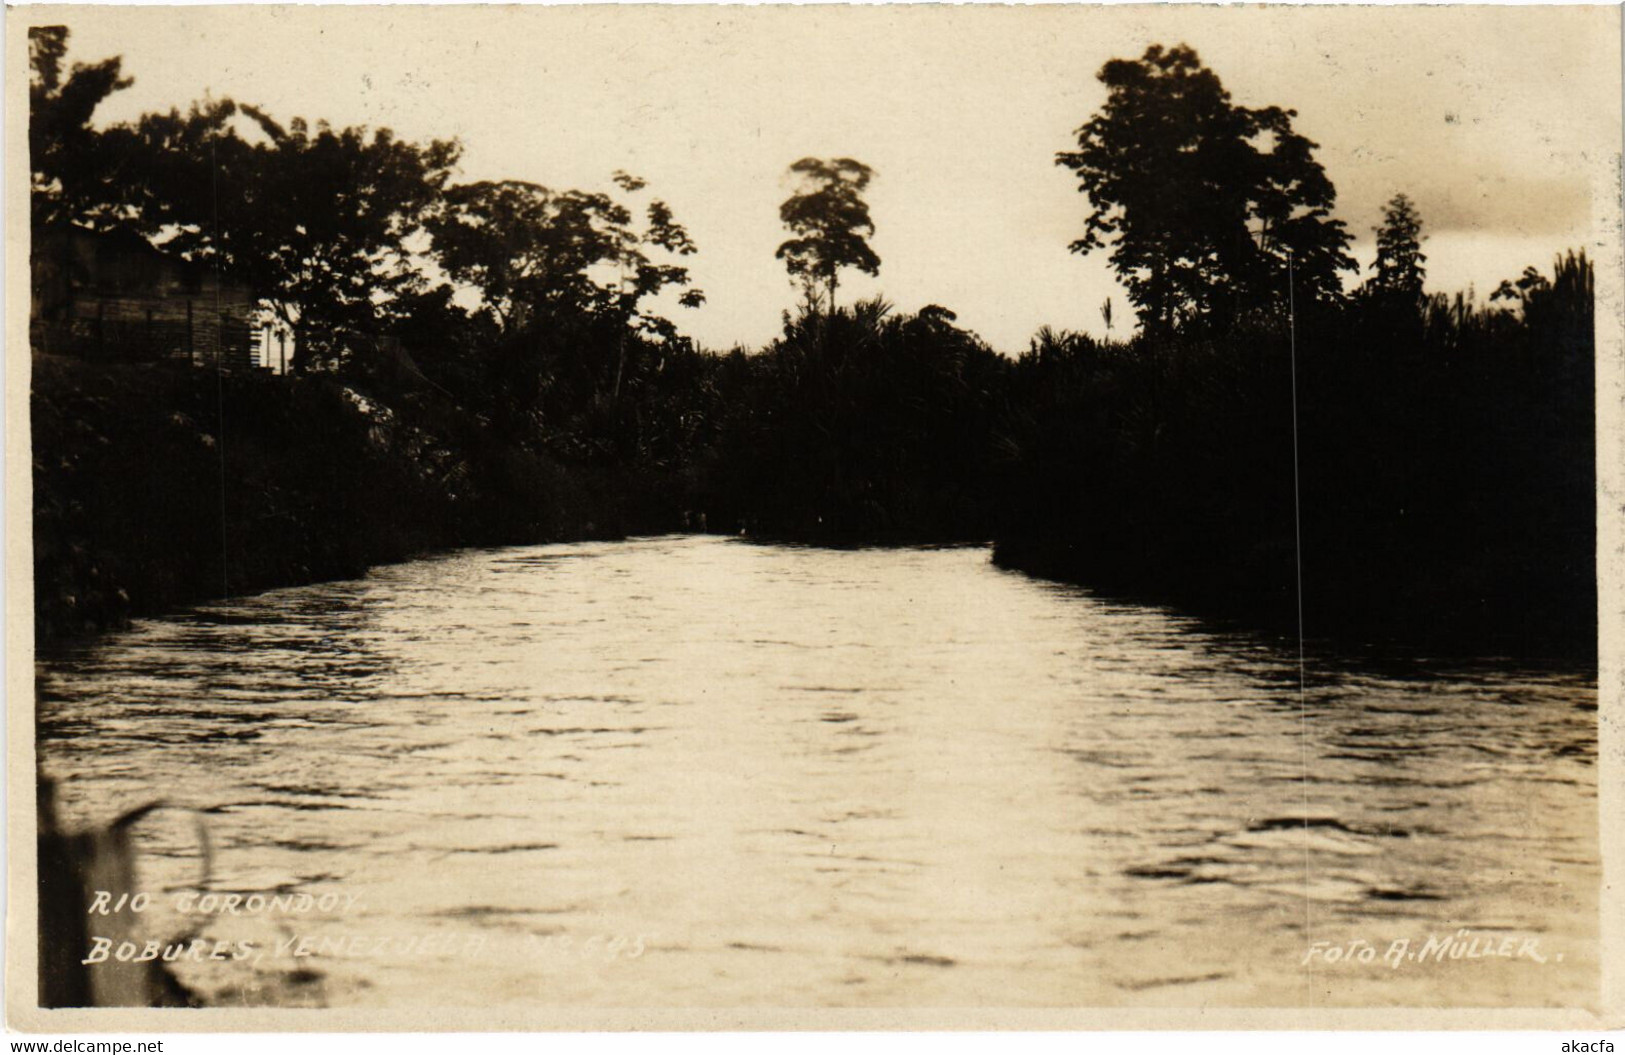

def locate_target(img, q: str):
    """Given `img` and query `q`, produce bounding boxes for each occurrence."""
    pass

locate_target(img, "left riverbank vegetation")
[30,29,1594,659]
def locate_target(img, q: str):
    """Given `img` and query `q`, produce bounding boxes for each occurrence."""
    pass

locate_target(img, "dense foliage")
[996,252,1594,655]
[29,28,1597,658]
[702,300,1009,541]
[1056,44,1355,335]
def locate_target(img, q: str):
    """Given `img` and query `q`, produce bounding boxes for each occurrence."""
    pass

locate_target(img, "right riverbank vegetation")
[31,32,1595,658]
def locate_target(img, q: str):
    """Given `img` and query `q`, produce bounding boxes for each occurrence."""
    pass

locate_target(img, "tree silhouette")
[1056,44,1353,335]
[29,29,459,368]
[1366,193,1427,299]
[425,176,706,432]
[775,157,880,313]
[28,26,132,228]
[110,102,461,367]
[428,177,704,341]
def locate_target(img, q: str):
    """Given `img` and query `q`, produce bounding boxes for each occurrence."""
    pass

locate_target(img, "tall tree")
[426,175,706,425]
[427,175,704,341]
[1364,193,1427,300]
[1056,44,1353,336]
[775,157,880,313]
[28,25,132,228]
[110,101,461,367]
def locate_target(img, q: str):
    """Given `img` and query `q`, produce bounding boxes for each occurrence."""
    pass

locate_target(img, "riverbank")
[31,356,694,645]
[990,535,1596,665]
[988,296,1597,665]
[32,275,1597,665]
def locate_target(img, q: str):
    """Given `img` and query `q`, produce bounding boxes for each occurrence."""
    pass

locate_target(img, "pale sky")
[27,3,1622,353]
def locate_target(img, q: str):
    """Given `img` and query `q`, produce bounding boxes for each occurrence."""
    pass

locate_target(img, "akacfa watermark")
[1301,930,1563,968]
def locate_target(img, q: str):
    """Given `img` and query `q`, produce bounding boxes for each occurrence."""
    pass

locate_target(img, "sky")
[28,3,1622,354]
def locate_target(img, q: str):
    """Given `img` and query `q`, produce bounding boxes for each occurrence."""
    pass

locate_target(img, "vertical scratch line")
[1287,249,1313,989]
[209,119,230,602]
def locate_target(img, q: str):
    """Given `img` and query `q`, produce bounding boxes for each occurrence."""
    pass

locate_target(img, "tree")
[1491,249,1593,350]
[109,101,461,368]
[1364,193,1427,300]
[426,175,706,426]
[176,106,456,364]
[32,32,462,372]
[775,157,880,313]
[1056,44,1353,336]
[28,26,132,228]
[427,175,704,341]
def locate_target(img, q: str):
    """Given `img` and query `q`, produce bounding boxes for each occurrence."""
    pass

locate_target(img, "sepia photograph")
[5,2,1621,1031]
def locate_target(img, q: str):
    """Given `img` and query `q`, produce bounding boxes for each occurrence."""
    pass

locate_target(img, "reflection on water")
[37,536,1598,1008]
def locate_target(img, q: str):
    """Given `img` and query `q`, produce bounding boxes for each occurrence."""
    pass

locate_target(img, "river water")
[36,536,1599,1009]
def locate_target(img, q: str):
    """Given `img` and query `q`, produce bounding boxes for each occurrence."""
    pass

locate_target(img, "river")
[35,536,1599,1009]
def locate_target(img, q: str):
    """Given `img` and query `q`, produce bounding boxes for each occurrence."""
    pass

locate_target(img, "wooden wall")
[30,228,260,371]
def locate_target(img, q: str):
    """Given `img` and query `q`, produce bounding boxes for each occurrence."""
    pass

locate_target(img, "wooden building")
[30,224,260,370]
